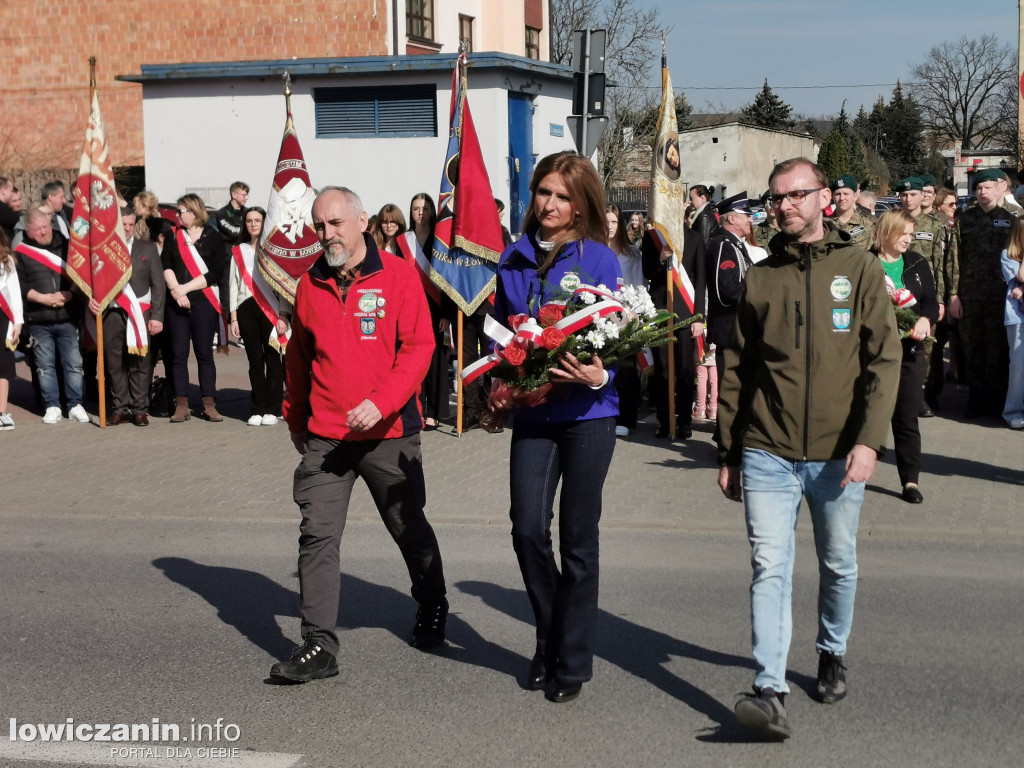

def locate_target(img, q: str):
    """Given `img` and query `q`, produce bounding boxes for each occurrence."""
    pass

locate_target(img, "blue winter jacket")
[492,231,623,425]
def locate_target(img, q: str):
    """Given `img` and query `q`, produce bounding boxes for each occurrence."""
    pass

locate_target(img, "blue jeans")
[741,447,864,694]
[28,321,83,409]
[509,416,616,684]
[1004,323,1024,424]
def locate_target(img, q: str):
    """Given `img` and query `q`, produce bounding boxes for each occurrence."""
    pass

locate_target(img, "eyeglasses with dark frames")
[769,188,824,206]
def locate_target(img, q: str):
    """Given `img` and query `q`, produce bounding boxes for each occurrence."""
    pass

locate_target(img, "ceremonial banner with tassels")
[258,73,323,304]
[647,43,701,437]
[66,61,133,328]
[430,53,505,315]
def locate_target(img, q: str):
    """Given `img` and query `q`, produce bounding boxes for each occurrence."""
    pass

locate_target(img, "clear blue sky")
[633,0,1019,117]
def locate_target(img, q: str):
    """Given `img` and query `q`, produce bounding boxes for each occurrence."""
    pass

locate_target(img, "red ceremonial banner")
[66,85,132,311]
[257,83,323,304]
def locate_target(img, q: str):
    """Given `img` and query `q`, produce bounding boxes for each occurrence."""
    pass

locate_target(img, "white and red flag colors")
[257,74,323,312]
[66,60,140,351]
[429,53,505,316]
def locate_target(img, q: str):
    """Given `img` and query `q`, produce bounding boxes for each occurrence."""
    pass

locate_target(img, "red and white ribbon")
[460,284,628,384]
[233,244,291,352]
[395,231,442,304]
[176,229,227,346]
[0,282,21,350]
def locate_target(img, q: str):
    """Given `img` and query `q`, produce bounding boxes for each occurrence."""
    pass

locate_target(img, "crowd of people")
[1,153,1021,742]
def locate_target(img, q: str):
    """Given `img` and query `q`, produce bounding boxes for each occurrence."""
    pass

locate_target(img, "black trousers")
[651,332,696,430]
[292,433,446,656]
[236,297,283,417]
[509,417,616,684]
[613,358,640,429]
[166,298,218,399]
[891,340,927,487]
[102,309,153,413]
[458,310,490,422]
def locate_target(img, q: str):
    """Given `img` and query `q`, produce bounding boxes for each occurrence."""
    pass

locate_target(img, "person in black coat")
[642,225,706,439]
[688,184,720,247]
[871,209,939,504]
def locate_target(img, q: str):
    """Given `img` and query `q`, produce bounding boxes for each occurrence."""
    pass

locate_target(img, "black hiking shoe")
[735,687,792,741]
[814,650,847,703]
[410,597,448,650]
[269,638,339,683]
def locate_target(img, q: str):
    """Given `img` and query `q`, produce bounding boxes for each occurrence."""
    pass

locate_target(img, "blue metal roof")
[117,52,572,84]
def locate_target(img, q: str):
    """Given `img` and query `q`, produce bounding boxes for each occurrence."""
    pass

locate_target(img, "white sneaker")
[1009,417,1024,430]
[247,414,263,426]
[68,404,90,423]
[261,414,279,426]
[615,425,630,437]
[42,406,62,424]
[0,412,14,430]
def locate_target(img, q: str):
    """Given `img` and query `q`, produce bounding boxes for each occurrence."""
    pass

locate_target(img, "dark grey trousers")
[292,433,446,655]
[103,309,153,413]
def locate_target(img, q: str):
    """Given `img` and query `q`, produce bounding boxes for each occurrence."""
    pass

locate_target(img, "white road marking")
[0,742,303,767]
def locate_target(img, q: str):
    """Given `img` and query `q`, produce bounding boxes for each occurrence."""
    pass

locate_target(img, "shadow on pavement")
[457,579,814,741]
[151,558,525,682]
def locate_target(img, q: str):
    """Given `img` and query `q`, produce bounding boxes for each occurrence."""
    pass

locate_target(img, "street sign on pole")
[567,116,609,157]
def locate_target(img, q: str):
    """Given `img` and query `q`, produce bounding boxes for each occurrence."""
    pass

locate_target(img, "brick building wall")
[1,0,388,175]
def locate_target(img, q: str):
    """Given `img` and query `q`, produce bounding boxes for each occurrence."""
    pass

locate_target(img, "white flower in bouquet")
[581,291,596,305]
[585,328,606,348]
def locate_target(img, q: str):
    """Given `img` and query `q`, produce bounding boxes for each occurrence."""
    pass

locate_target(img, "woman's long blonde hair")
[1007,216,1024,263]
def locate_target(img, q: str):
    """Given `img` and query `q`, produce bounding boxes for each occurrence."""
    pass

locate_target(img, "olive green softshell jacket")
[717,225,902,466]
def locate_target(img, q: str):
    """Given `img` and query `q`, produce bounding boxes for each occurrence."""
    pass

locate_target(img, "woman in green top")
[871,209,940,503]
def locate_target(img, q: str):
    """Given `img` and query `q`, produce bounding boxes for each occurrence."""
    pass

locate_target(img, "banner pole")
[667,261,675,439]
[456,310,464,436]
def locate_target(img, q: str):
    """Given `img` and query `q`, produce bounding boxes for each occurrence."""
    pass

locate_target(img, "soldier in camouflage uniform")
[947,168,1013,418]
[894,177,948,415]
[827,175,875,247]
[919,173,938,216]
[753,191,780,249]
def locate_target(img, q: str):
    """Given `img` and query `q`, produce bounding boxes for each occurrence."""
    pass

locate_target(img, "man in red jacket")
[270,186,448,684]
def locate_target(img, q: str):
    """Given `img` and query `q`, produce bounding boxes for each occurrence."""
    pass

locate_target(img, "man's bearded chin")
[324,241,349,268]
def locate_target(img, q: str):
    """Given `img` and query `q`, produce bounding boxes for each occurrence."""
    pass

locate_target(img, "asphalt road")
[0,517,1020,768]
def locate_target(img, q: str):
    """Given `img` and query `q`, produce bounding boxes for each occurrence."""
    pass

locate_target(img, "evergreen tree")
[832,102,866,183]
[880,82,925,182]
[817,130,851,182]
[741,80,796,130]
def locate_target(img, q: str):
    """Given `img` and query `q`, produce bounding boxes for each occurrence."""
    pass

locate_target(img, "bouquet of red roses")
[462,283,700,430]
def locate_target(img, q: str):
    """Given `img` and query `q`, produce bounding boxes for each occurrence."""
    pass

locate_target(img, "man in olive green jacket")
[717,158,901,742]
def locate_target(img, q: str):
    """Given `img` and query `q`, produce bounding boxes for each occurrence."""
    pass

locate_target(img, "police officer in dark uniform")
[706,193,757,384]
[947,168,1013,418]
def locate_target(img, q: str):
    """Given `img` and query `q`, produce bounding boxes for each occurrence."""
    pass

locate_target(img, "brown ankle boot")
[170,396,190,423]
[202,396,223,422]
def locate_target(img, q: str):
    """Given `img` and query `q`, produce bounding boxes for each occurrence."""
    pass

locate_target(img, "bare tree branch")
[910,34,1016,150]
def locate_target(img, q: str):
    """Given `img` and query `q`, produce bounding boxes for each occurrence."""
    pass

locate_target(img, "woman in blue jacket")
[492,151,623,704]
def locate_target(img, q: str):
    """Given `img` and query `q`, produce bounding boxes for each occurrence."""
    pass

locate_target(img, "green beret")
[894,177,924,193]
[973,168,1003,186]
[918,173,937,188]
[830,175,857,192]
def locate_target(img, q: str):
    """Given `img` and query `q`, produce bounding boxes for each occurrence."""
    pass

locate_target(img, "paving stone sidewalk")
[2,351,1021,541]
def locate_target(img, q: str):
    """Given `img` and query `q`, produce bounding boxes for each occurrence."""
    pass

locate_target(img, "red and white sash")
[232,243,290,352]
[0,280,21,350]
[17,242,150,354]
[176,229,227,346]
[395,231,442,304]
[648,228,704,359]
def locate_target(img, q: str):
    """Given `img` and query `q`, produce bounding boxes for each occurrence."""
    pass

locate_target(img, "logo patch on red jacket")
[720,260,737,270]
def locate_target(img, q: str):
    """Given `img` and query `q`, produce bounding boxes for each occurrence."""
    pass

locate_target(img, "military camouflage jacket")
[828,209,876,248]
[947,204,1014,303]
[910,211,947,300]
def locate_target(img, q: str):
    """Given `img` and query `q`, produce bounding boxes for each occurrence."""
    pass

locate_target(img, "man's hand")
[290,430,308,455]
[691,321,704,339]
[937,303,946,322]
[346,399,382,432]
[147,319,163,335]
[841,444,877,488]
[718,465,742,502]
[88,298,102,316]
[275,318,289,336]
[949,295,962,320]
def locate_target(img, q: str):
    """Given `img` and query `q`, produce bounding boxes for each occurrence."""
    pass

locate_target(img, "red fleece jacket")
[283,241,434,440]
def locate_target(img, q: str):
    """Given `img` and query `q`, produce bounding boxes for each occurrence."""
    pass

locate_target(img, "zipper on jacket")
[802,246,812,460]
[794,301,802,349]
